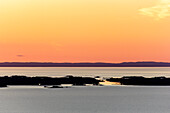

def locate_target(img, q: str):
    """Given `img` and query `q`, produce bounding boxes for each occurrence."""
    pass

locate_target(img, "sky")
[0,0,170,63]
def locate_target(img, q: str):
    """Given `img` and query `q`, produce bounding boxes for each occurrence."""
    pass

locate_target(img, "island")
[1,75,170,87]
[107,76,170,85]
[0,75,101,87]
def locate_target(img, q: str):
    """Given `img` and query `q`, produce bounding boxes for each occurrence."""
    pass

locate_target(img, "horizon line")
[0,61,170,63]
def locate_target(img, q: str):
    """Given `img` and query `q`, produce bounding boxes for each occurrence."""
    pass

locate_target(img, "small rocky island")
[107,76,170,85]
[0,75,101,88]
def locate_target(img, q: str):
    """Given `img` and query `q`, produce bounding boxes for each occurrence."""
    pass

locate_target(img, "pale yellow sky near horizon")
[0,0,170,62]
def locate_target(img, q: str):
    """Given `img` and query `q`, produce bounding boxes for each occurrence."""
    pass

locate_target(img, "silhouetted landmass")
[1,75,170,87]
[0,75,101,87]
[0,61,170,67]
[107,76,170,85]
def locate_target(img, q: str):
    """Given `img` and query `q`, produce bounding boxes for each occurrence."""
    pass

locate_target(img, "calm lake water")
[0,86,170,113]
[1,67,170,113]
[0,67,170,77]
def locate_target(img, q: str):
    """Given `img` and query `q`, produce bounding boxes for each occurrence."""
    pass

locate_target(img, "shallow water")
[0,67,170,77]
[0,86,170,113]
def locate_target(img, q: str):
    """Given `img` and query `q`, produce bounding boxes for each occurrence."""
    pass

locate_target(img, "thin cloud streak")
[17,55,24,57]
[139,0,170,20]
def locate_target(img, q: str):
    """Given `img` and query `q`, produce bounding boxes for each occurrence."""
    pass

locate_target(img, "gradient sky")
[0,0,170,63]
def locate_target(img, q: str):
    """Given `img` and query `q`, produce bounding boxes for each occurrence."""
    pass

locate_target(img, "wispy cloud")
[139,0,170,20]
[17,55,24,57]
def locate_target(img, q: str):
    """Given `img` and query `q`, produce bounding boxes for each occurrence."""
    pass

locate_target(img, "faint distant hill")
[0,61,170,67]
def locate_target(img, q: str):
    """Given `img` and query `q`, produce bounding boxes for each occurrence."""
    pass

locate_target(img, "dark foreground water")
[0,67,170,77]
[0,86,170,113]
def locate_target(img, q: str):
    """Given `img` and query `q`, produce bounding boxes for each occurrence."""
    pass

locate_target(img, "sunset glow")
[0,0,170,63]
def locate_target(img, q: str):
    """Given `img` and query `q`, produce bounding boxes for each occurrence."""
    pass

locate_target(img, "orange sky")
[0,0,170,63]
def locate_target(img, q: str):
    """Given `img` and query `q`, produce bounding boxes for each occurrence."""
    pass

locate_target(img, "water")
[0,86,170,113]
[0,67,170,77]
[1,67,170,113]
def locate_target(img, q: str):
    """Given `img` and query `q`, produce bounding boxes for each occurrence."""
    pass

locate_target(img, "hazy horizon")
[0,61,169,63]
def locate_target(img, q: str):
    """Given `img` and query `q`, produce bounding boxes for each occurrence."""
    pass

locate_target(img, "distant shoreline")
[0,61,170,67]
[0,66,170,67]
[1,75,170,87]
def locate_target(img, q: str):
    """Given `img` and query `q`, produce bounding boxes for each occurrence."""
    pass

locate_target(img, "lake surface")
[0,67,170,77]
[0,67,170,113]
[0,86,170,113]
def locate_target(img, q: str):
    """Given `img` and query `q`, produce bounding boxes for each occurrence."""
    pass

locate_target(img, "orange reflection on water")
[99,80,120,86]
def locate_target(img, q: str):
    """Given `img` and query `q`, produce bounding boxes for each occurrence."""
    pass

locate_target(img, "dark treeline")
[107,76,170,85]
[0,75,101,87]
[1,75,170,87]
[0,61,170,67]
